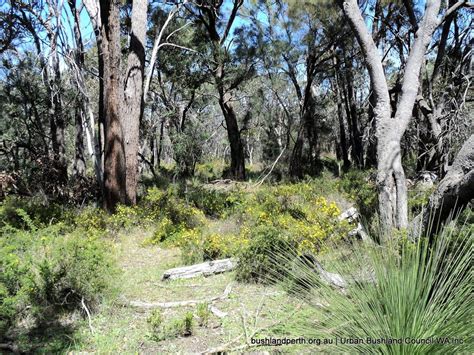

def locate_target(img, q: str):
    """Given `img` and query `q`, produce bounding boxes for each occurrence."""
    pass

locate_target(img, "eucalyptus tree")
[184,0,257,180]
[5,0,69,182]
[255,0,344,177]
[414,1,472,175]
[339,0,469,235]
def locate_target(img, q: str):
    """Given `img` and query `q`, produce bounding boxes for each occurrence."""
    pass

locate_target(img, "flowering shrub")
[141,181,353,273]
[235,192,352,282]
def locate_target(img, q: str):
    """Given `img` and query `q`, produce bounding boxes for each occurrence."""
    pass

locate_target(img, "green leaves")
[274,221,473,353]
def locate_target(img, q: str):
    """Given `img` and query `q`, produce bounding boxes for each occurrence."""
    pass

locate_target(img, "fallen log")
[162,258,237,280]
[129,283,233,309]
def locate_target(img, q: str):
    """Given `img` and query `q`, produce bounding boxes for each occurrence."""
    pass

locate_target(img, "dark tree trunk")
[157,118,165,168]
[219,92,246,180]
[333,65,350,169]
[289,125,305,179]
[342,49,363,167]
[100,0,127,212]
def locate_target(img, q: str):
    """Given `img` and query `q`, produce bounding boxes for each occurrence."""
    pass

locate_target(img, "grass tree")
[271,221,473,353]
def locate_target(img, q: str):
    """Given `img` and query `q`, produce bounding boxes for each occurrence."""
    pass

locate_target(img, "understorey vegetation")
[1,168,471,352]
[1,0,472,352]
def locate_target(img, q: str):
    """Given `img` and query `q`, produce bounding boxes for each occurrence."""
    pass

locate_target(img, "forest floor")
[72,229,308,354]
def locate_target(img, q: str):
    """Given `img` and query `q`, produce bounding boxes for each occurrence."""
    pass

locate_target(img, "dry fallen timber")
[162,258,237,280]
[129,283,234,309]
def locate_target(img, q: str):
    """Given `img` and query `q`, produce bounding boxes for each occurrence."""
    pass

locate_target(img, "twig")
[254,147,286,187]
[209,305,227,318]
[81,297,95,334]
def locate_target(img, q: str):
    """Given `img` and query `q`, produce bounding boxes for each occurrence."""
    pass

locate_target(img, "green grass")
[69,228,306,353]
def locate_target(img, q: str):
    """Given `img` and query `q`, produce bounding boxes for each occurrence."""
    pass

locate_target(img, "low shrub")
[107,204,142,231]
[0,196,66,230]
[0,211,117,340]
[408,185,435,217]
[196,303,210,327]
[73,206,108,237]
[187,187,243,218]
[194,160,225,182]
[236,225,293,283]
[144,180,353,271]
[338,169,378,218]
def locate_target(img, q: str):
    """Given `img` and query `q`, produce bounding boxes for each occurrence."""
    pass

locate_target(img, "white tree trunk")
[341,0,441,236]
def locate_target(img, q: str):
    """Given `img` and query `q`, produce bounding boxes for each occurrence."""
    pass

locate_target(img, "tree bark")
[218,92,246,180]
[121,0,147,204]
[333,59,350,169]
[423,134,474,235]
[340,0,441,236]
[73,107,86,177]
[100,0,127,212]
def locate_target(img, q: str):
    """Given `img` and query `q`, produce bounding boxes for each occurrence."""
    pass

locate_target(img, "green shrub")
[187,187,231,217]
[29,231,117,315]
[152,181,352,268]
[196,303,210,327]
[0,196,66,230]
[107,204,143,231]
[408,186,435,217]
[236,225,293,283]
[147,309,164,335]
[194,160,225,182]
[73,206,108,237]
[338,169,378,218]
[0,215,117,340]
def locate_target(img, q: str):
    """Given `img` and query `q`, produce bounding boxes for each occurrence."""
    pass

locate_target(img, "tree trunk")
[46,19,68,183]
[340,0,441,236]
[73,107,86,177]
[100,0,127,212]
[343,52,363,168]
[333,66,350,169]
[423,134,474,235]
[69,0,101,182]
[82,0,104,185]
[121,0,147,204]
[219,92,246,180]
[289,124,305,179]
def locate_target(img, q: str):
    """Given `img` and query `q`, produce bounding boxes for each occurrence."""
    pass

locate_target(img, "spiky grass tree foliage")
[268,223,473,354]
